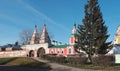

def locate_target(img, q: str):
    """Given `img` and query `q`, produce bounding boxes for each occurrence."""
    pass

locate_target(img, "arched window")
[57,51,59,53]
[51,51,53,54]
[69,49,71,54]
[62,51,64,54]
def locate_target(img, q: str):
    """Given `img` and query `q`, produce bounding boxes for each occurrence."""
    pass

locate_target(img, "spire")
[72,23,76,34]
[34,24,37,33]
[44,24,46,27]
[30,25,39,44]
[39,24,51,44]
[69,24,77,45]
[35,24,37,28]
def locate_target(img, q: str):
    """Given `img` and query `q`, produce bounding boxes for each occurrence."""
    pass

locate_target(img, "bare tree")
[19,29,33,45]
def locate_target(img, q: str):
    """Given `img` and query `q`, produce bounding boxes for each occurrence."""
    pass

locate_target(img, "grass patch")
[62,63,120,70]
[42,57,120,70]
[0,57,50,69]
[0,58,16,64]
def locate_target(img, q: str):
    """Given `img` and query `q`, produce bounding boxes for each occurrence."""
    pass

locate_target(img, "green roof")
[71,34,77,37]
[49,45,68,48]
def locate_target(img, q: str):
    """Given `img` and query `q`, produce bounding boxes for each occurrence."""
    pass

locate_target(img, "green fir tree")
[74,0,111,63]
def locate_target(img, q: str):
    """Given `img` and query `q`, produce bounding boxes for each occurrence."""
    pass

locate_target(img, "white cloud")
[17,0,70,32]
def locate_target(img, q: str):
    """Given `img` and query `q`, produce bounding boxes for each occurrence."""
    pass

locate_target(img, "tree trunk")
[88,54,92,63]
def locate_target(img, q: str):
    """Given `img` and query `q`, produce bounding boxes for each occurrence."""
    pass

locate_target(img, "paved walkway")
[33,57,103,71]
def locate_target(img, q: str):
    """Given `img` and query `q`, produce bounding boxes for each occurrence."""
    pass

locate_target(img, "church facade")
[108,26,120,54]
[114,26,120,45]
[22,24,78,57]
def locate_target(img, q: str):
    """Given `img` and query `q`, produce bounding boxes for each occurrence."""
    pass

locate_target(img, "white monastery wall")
[22,43,49,54]
[0,50,27,58]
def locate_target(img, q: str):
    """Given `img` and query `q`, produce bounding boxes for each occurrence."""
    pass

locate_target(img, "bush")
[42,54,53,60]
[53,56,66,63]
[67,56,88,65]
[42,54,88,64]
[42,54,66,63]
[92,55,114,67]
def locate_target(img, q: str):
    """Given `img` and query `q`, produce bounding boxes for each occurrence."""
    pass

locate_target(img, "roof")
[71,34,77,37]
[49,45,68,48]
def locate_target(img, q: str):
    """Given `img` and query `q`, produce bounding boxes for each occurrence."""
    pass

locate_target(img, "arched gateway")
[37,47,45,57]
[29,50,35,57]
[21,24,77,57]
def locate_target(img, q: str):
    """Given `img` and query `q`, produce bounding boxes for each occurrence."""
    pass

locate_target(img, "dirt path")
[33,57,103,71]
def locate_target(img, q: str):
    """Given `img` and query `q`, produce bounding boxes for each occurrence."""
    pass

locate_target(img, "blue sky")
[0,0,119,45]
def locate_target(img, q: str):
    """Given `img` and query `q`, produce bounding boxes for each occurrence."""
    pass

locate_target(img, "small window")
[62,51,64,54]
[1,48,5,51]
[51,51,53,54]
[69,49,71,54]
[57,51,59,53]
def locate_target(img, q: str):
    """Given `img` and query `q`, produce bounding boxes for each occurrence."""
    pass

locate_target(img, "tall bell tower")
[30,25,39,44]
[69,24,77,45]
[39,24,51,45]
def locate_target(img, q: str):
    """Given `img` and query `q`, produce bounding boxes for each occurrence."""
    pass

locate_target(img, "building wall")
[0,50,27,58]
[0,44,77,58]
[48,45,76,56]
[22,43,49,57]
[0,48,1,51]
[23,43,49,52]
[49,48,67,56]
[69,37,76,45]
[114,36,120,44]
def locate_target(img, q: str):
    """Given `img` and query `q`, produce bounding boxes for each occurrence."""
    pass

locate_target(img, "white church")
[1,24,120,58]
[21,24,78,57]
[108,26,120,54]
[0,24,78,58]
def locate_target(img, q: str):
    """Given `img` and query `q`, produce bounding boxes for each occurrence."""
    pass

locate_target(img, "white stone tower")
[30,25,39,44]
[39,24,51,45]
